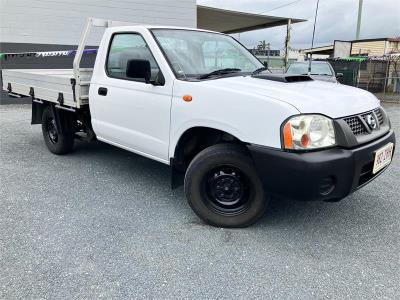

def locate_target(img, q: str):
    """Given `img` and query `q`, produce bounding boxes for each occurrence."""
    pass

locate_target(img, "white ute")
[2,18,395,227]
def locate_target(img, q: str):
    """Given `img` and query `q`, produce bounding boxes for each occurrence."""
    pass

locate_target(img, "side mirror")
[336,72,343,78]
[126,59,151,83]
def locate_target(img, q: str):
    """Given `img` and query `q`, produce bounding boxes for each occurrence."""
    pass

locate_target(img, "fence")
[327,56,400,102]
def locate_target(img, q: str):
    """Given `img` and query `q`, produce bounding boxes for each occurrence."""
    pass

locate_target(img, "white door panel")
[89,30,174,162]
[91,80,171,161]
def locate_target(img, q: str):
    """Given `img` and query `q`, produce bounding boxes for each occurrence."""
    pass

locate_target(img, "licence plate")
[373,142,394,174]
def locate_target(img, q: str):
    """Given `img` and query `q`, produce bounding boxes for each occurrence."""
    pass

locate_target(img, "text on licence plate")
[373,142,394,174]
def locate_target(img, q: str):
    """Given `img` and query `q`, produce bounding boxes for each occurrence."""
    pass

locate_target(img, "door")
[91,32,172,163]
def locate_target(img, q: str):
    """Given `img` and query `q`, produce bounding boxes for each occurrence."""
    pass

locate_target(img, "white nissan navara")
[2,18,395,227]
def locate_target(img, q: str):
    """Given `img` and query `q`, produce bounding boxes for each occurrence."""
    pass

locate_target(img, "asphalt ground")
[0,103,399,299]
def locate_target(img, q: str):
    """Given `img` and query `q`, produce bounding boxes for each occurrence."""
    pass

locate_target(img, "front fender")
[169,78,300,160]
[169,119,246,159]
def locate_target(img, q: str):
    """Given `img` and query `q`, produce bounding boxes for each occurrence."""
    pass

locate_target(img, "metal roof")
[197,5,306,34]
[302,45,334,55]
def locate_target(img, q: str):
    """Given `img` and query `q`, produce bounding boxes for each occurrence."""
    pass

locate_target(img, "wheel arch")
[170,126,246,188]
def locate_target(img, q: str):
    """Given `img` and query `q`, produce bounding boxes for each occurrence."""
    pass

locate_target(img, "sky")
[197,0,400,50]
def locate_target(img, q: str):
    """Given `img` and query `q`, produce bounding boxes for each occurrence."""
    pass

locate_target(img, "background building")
[348,38,400,57]
[300,38,400,97]
[301,37,400,58]
[0,0,197,51]
[0,0,304,103]
[249,48,301,72]
[0,1,304,55]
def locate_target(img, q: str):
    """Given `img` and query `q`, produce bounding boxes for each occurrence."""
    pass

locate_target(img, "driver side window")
[106,33,161,82]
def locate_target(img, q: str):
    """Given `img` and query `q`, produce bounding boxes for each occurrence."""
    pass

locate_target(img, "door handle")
[98,87,108,96]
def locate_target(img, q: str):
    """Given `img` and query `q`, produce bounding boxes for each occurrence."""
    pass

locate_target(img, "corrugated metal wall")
[387,41,400,53]
[351,41,386,56]
[0,0,196,103]
[0,0,196,45]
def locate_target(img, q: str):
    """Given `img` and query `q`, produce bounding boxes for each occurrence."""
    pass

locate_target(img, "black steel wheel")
[42,106,74,155]
[202,165,251,216]
[185,143,268,228]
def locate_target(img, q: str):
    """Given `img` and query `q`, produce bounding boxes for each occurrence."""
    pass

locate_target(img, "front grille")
[343,108,384,136]
[374,108,384,125]
[343,116,367,135]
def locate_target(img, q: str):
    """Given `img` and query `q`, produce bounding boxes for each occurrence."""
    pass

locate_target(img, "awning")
[302,45,334,55]
[197,5,306,34]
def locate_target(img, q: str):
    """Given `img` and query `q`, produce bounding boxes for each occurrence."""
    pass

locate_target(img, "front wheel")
[41,106,74,155]
[184,144,269,228]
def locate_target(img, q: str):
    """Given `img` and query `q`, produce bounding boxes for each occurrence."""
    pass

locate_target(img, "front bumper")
[248,130,396,202]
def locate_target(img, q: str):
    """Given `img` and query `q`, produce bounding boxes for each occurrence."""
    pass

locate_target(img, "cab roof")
[109,24,219,34]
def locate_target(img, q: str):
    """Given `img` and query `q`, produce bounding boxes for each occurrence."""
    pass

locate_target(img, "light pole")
[356,0,363,40]
[284,19,292,69]
[308,0,320,75]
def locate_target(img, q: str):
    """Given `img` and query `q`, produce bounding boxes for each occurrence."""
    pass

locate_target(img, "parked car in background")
[286,61,342,83]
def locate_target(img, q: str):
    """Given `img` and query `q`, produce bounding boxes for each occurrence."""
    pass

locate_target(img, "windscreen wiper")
[251,67,269,76]
[305,73,331,76]
[198,68,241,79]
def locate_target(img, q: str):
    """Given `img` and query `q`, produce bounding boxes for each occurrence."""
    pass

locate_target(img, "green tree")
[257,40,268,50]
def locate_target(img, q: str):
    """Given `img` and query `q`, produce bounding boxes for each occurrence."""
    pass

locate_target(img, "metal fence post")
[383,58,390,95]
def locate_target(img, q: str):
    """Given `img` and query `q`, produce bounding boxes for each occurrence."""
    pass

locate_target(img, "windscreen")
[286,63,333,76]
[151,29,264,79]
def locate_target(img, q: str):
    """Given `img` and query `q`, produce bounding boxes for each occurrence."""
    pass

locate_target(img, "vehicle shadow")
[259,196,337,225]
[71,139,390,232]
[72,139,172,183]
[72,139,183,195]
[255,188,389,233]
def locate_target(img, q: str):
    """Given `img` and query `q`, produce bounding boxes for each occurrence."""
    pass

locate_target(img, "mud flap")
[31,99,44,125]
[171,159,184,189]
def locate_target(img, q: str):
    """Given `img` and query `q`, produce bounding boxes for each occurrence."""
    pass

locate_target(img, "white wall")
[334,41,351,58]
[0,0,196,46]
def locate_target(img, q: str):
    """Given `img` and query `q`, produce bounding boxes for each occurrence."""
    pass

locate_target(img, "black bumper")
[248,130,396,202]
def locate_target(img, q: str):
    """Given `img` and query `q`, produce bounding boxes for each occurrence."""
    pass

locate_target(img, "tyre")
[184,143,268,228]
[41,106,74,155]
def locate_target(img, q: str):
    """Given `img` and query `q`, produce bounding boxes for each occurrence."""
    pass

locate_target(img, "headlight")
[282,115,336,150]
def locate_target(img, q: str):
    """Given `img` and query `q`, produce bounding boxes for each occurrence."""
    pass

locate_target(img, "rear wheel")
[184,143,268,228]
[41,106,74,154]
